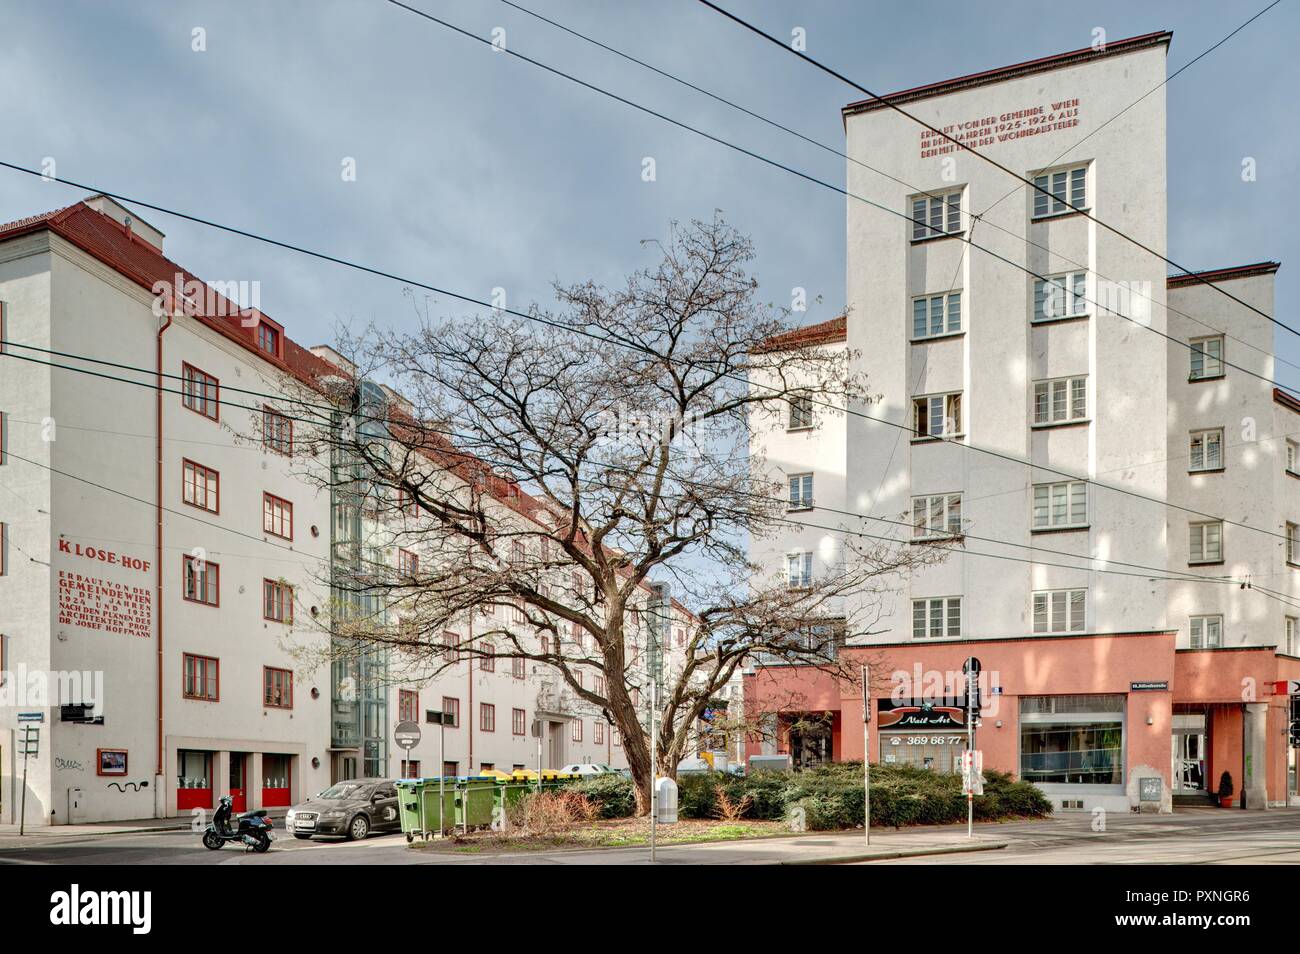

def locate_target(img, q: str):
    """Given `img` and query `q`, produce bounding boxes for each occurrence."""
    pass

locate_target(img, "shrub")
[573,773,636,818]
[509,791,575,834]
[676,772,720,819]
[712,784,752,822]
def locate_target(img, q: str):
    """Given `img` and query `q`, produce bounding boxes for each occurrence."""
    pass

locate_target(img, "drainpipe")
[467,613,474,774]
[155,310,172,805]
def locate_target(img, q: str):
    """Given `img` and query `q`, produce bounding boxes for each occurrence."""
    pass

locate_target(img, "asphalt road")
[1,808,1297,865]
[861,809,1300,865]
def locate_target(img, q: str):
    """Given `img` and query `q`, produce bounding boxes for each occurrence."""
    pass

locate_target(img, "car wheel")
[202,831,223,850]
[293,833,313,840]
[347,815,370,841]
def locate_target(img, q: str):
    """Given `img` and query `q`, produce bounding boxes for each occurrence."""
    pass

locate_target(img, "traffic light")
[964,656,982,722]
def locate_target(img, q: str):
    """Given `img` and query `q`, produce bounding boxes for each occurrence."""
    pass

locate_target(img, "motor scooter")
[201,795,274,852]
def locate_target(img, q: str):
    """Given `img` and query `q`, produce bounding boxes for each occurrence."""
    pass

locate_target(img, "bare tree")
[293,215,941,813]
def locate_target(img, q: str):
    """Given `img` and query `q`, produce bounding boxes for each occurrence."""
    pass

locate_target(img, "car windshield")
[317,782,372,800]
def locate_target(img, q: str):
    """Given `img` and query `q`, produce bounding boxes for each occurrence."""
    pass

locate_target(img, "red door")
[230,753,247,813]
[262,753,291,807]
[177,750,213,811]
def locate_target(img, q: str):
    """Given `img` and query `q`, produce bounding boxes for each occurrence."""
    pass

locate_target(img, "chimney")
[83,195,165,253]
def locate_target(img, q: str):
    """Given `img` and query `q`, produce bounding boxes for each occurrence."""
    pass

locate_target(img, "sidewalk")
[393,828,1009,865]
[0,808,289,847]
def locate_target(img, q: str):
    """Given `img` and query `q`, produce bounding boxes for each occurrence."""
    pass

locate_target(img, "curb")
[777,840,1008,865]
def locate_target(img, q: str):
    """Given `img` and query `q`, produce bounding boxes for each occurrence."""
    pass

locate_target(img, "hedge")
[571,762,1052,830]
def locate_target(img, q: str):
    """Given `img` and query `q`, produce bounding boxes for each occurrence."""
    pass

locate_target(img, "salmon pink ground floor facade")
[744,632,1300,815]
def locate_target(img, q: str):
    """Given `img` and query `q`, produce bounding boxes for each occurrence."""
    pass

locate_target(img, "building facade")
[746,33,1299,815]
[0,196,687,826]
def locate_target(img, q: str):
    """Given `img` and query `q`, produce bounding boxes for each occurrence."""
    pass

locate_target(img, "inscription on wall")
[55,540,153,639]
[919,99,1081,157]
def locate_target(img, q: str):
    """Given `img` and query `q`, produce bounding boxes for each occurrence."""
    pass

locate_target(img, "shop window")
[1019,695,1124,786]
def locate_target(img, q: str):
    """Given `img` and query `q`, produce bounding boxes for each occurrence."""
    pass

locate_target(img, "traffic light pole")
[966,667,975,839]
[861,663,870,847]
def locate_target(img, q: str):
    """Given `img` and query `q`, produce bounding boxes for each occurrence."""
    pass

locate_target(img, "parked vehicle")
[284,779,401,841]
[201,795,274,852]
[558,763,615,777]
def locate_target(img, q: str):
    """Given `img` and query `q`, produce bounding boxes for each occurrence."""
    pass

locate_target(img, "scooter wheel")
[405,833,414,843]
[253,833,271,853]
[202,831,223,850]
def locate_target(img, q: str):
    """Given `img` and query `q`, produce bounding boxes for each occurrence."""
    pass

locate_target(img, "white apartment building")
[747,33,1299,814]
[0,195,690,826]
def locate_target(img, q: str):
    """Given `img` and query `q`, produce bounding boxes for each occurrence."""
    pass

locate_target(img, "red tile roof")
[843,31,1172,118]
[0,198,337,389]
[1167,262,1280,288]
[754,315,847,353]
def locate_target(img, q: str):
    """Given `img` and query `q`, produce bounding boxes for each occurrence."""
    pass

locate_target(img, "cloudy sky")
[1,0,1295,382]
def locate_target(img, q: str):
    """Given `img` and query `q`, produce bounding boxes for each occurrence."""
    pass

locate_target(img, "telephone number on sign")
[888,736,965,746]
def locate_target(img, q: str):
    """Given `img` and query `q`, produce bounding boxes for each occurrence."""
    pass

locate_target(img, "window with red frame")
[0,522,6,577]
[398,548,418,577]
[263,492,293,539]
[441,696,460,727]
[398,689,419,723]
[594,675,606,696]
[397,487,418,516]
[183,653,219,700]
[540,635,550,656]
[571,719,583,742]
[400,759,421,779]
[183,555,218,606]
[263,579,293,623]
[511,540,526,564]
[442,631,460,662]
[263,667,292,708]
[257,322,280,356]
[181,363,219,421]
[0,411,7,465]
[613,726,621,746]
[676,628,686,647]
[479,702,495,732]
[594,722,605,745]
[182,460,219,513]
[512,708,526,735]
[575,671,584,689]
[262,406,292,454]
[479,641,495,672]
[511,656,525,679]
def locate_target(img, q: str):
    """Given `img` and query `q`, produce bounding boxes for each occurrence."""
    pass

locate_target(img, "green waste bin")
[396,778,457,841]
[457,776,497,829]
[494,779,531,821]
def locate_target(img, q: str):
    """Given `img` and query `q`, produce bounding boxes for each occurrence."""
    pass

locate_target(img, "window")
[181,363,219,420]
[1189,615,1223,649]
[396,487,419,516]
[0,523,5,577]
[788,473,814,511]
[182,460,219,513]
[480,642,495,672]
[1032,164,1088,218]
[479,703,496,732]
[594,722,605,745]
[1288,523,1300,566]
[442,631,460,662]
[511,601,527,624]
[511,656,525,679]
[594,675,606,696]
[262,492,293,539]
[1189,336,1224,380]
[512,708,526,735]
[788,393,813,430]
[1189,521,1223,564]
[398,689,419,723]
[263,667,293,708]
[397,548,418,577]
[786,551,812,588]
[571,719,584,743]
[400,759,421,779]
[257,322,279,356]
[1189,429,1223,472]
[262,579,293,623]
[1032,377,1087,425]
[1019,694,1123,787]
[913,392,962,438]
[441,696,460,727]
[1033,272,1088,322]
[911,493,962,539]
[1289,440,1300,475]
[911,290,962,339]
[911,189,963,240]
[1032,589,1086,634]
[0,410,5,466]
[511,540,526,564]
[183,653,219,700]
[1032,481,1087,530]
[262,406,293,455]
[1287,617,1297,656]
[183,555,219,606]
[912,597,961,639]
